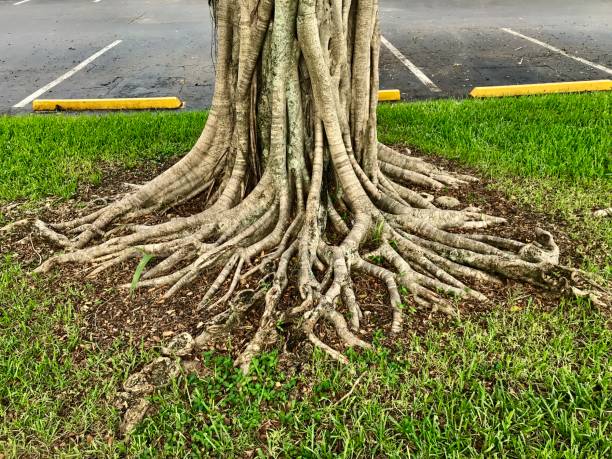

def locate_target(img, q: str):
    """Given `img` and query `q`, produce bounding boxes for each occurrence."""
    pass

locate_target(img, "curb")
[378,89,401,101]
[32,97,183,111]
[470,80,612,98]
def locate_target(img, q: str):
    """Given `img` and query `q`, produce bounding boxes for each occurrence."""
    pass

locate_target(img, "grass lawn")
[1,93,610,457]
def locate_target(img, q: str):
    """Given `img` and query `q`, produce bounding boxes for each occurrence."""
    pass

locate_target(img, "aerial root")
[353,257,403,333]
[4,139,603,378]
[5,161,607,378]
[234,241,297,373]
[6,188,594,377]
[223,214,600,374]
[378,143,477,187]
[202,254,245,309]
[558,266,611,310]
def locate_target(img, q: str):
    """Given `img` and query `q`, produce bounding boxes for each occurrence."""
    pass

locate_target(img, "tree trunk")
[21,0,606,373]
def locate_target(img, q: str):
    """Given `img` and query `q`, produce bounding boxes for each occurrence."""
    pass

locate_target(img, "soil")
[0,150,603,359]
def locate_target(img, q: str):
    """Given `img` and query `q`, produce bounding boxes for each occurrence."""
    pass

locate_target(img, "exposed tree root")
[9,143,608,372]
[4,0,609,376]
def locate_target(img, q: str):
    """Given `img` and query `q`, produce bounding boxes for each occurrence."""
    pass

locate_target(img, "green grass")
[126,299,611,458]
[2,255,609,457]
[2,93,609,204]
[0,111,207,200]
[378,93,611,181]
[1,93,611,457]
[0,256,155,457]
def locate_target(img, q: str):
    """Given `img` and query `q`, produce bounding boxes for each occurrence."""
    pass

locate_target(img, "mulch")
[0,151,602,359]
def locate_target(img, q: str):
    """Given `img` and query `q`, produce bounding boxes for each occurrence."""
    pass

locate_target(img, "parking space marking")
[501,28,612,76]
[380,35,441,93]
[13,40,122,109]
[14,0,32,5]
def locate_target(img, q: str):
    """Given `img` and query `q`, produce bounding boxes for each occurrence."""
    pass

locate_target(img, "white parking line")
[380,35,441,93]
[501,28,612,76]
[13,40,122,109]
[93,0,101,3]
[14,0,32,5]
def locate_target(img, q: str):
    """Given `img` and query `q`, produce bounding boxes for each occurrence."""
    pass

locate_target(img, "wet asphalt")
[1,0,611,113]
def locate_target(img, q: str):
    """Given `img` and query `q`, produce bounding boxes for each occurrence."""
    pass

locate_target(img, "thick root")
[5,109,596,377]
[9,162,583,375]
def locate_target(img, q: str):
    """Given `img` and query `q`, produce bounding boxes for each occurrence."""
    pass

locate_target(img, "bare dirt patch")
[0,152,600,357]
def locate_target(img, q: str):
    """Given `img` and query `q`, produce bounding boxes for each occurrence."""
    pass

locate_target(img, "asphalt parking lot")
[1,0,611,113]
